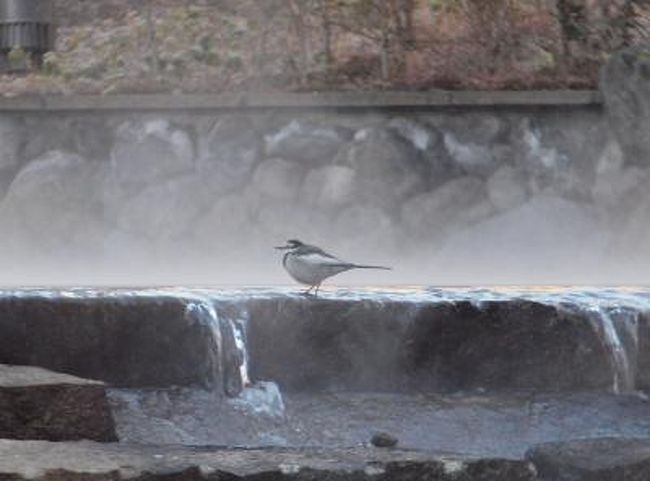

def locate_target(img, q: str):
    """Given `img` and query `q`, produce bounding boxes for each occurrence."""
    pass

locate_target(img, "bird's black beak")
[275,245,290,250]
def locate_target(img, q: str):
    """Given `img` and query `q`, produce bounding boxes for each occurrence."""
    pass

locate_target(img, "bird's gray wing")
[296,244,354,268]
[299,244,341,259]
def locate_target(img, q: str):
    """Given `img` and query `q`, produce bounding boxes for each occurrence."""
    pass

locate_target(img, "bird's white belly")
[284,254,350,285]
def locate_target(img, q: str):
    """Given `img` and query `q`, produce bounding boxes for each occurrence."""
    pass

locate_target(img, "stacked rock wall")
[0,72,646,285]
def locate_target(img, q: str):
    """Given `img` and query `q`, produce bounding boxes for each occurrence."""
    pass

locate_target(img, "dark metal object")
[0,0,55,68]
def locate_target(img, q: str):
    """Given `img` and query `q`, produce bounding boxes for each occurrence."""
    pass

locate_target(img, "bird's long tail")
[352,264,392,270]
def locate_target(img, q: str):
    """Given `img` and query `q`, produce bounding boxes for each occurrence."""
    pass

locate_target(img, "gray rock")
[22,117,72,162]
[338,127,428,209]
[592,166,646,207]
[444,133,498,177]
[444,113,508,145]
[0,117,24,170]
[390,117,458,188]
[486,165,529,211]
[611,181,650,267]
[115,175,215,240]
[251,158,304,201]
[0,150,106,254]
[401,176,488,239]
[601,44,650,166]
[69,117,115,161]
[265,120,352,163]
[515,116,603,200]
[193,193,254,253]
[111,119,194,193]
[371,432,399,448]
[0,364,116,442]
[435,196,608,284]
[198,116,261,194]
[388,117,437,152]
[301,165,356,209]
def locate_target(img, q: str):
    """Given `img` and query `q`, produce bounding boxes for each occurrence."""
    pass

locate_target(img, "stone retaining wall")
[0,65,646,285]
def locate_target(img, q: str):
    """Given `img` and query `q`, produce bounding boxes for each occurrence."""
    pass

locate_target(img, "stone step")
[0,288,648,394]
[0,364,117,442]
[527,438,650,481]
[0,440,536,481]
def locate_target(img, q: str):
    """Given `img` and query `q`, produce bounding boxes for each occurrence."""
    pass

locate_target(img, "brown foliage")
[0,0,647,95]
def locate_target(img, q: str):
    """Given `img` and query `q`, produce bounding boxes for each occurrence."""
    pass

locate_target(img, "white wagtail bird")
[275,239,391,296]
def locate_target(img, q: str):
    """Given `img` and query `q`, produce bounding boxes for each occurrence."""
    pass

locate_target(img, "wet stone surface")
[0,440,537,481]
[108,389,650,459]
[0,287,650,479]
[0,364,117,442]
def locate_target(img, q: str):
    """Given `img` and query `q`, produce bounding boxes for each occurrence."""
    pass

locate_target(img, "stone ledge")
[526,438,650,481]
[0,440,536,480]
[0,90,602,112]
[0,364,117,442]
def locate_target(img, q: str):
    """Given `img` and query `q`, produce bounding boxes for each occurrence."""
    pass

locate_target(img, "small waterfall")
[186,295,285,418]
[228,317,251,387]
[184,299,223,390]
[223,309,285,419]
[587,306,639,394]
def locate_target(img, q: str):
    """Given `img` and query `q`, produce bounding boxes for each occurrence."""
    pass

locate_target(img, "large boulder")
[443,133,499,178]
[0,117,25,171]
[389,117,458,188]
[193,192,254,253]
[300,165,356,210]
[337,127,429,210]
[251,158,305,201]
[264,120,353,164]
[198,116,261,194]
[0,364,116,442]
[0,150,106,255]
[400,176,490,240]
[115,175,215,241]
[512,115,606,200]
[110,119,194,194]
[434,196,609,284]
[601,44,650,166]
[486,165,529,211]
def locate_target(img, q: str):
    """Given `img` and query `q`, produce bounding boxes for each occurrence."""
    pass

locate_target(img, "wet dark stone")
[0,296,217,389]
[371,432,398,448]
[526,437,650,481]
[246,298,612,393]
[0,364,117,442]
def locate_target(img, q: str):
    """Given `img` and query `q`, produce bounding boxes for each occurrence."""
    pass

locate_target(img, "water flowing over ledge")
[1,286,650,458]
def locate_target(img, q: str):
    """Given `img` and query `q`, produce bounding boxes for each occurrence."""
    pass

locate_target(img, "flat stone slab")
[0,440,536,480]
[108,389,650,458]
[527,437,650,481]
[0,364,117,442]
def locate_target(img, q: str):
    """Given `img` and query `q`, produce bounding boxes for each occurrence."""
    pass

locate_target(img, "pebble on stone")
[371,432,398,448]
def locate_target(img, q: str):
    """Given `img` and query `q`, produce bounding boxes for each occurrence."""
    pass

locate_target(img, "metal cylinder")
[0,0,55,53]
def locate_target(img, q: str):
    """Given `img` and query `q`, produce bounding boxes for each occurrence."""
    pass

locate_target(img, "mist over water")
[0,104,646,287]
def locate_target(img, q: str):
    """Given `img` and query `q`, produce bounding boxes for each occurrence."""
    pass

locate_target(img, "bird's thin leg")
[314,283,322,297]
[303,285,314,296]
